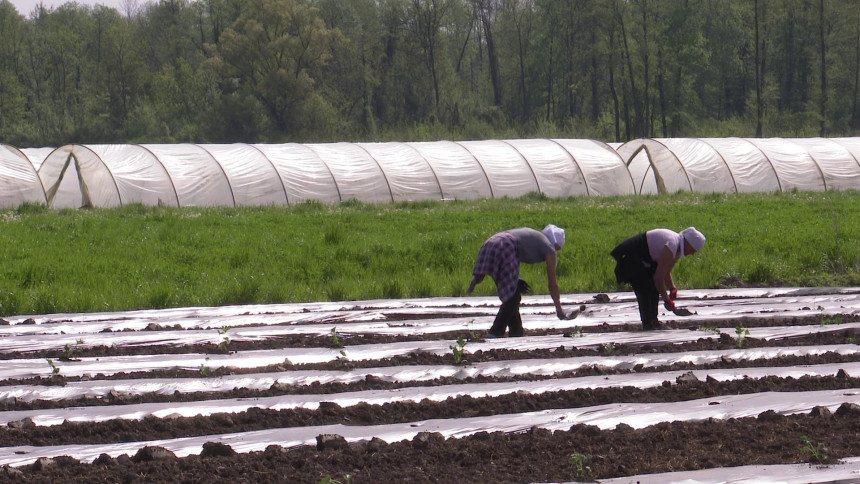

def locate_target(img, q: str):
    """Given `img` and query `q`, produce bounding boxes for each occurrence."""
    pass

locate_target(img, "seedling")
[697,326,721,334]
[800,435,827,463]
[330,327,343,348]
[449,337,467,364]
[335,349,350,368]
[821,315,842,326]
[200,357,211,376]
[217,325,231,352]
[602,341,615,355]
[46,358,60,381]
[568,451,591,479]
[566,326,583,338]
[734,324,750,348]
[62,339,84,361]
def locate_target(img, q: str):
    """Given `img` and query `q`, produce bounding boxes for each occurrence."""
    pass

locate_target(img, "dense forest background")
[0,0,857,147]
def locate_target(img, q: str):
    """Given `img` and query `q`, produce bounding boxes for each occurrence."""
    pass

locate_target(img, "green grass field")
[1,190,859,317]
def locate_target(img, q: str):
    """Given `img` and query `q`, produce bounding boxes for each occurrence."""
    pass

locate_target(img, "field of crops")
[1,286,859,482]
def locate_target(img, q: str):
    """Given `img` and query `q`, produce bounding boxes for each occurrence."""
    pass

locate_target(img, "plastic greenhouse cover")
[652,138,737,193]
[0,389,858,468]
[251,143,341,204]
[502,139,588,197]
[0,145,45,208]
[553,138,635,196]
[305,142,392,203]
[408,140,492,200]
[2,344,857,404]
[198,144,288,206]
[356,142,443,201]
[700,137,780,193]
[793,137,860,191]
[140,144,234,207]
[458,140,539,198]
[745,138,826,191]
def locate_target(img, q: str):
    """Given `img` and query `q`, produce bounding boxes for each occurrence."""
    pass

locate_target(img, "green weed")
[800,435,827,463]
[568,451,591,479]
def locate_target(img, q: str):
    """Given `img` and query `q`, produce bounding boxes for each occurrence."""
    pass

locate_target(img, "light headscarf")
[542,224,565,250]
[680,227,706,256]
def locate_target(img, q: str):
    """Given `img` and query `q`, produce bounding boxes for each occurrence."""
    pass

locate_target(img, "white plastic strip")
[2,324,858,381]
[1,389,858,468]
[2,344,857,402]
[2,361,859,428]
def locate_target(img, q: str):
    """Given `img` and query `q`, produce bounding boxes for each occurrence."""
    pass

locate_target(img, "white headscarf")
[542,224,565,250]
[680,227,706,256]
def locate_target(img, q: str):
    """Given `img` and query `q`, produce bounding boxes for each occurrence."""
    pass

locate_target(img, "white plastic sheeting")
[18,139,631,208]
[3,287,859,353]
[615,137,860,194]
[7,138,860,207]
[2,349,857,405]
[0,389,858,468]
[0,144,47,208]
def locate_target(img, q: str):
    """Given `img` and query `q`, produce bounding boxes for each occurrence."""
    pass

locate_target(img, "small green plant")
[568,451,591,479]
[61,339,85,361]
[335,349,350,368]
[449,337,467,364]
[217,325,231,352]
[46,358,60,381]
[698,326,721,334]
[468,330,480,341]
[821,314,842,326]
[800,435,827,463]
[199,357,211,377]
[735,324,750,348]
[602,341,615,355]
[847,336,857,344]
[330,327,343,348]
[566,326,583,337]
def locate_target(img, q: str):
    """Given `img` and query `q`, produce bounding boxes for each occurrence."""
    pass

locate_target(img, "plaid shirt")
[467,231,520,302]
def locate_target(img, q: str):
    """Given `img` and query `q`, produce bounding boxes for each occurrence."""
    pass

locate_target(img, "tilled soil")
[1,310,860,483]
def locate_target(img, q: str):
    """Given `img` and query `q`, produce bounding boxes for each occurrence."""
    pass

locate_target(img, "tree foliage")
[1,0,860,146]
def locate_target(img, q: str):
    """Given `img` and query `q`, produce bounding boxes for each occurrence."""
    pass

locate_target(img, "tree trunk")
[819,0,827,137]
[755,0,763,138]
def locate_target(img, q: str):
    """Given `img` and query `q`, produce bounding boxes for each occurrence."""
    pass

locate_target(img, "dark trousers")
[488,279,529,336]
[611,233,659,328]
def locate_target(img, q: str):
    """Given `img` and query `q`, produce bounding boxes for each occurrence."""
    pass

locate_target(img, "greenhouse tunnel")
[23,139,634,209]
[615,137,860,194]
[3,138,860,209]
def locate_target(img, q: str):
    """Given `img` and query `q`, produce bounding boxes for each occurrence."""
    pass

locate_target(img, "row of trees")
[0,0,857,147]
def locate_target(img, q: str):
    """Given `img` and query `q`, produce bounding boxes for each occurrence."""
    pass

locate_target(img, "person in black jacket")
[611,227,705,330]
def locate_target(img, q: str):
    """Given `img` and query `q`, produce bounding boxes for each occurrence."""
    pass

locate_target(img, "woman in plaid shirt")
[467,224,579,338]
